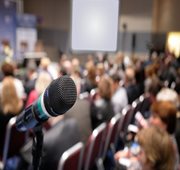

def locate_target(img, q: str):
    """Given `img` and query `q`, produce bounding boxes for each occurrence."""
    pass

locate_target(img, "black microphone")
[16,75,77,131]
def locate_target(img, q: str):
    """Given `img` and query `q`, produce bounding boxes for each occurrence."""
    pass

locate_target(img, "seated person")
[111,73,128,114]
[20,115,81,170]
[90,75,114,129]
[0,76,24,157]
[115,126,176,170]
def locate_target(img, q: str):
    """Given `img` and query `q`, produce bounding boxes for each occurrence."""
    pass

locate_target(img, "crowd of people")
[0,51,180,170]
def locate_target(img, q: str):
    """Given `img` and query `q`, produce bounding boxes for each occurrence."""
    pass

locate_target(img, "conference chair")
[2,116,27,168]
[139,93,152,118]
[79,92,90,100]
[130,93,152,126]
[83,122,107,170]
[102,114,124,160]
[90,88,99,101]
[120,105,134,140]
[58,142,84,170]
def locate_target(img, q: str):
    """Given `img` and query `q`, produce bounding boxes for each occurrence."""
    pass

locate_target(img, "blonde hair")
[35,72,52,95]
[137,126,176,170]
[1,76,23,115]
[40,57,51,70]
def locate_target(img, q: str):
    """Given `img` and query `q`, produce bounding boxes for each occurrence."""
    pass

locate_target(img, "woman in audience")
[82,60,97,93]
[90,75,114,129]
[144,64,160,94]
[0,61,26,101]
[149,100,179,168]
[149,100,177,135]
[0,76,24,157]
[115,126,176,170]
[26,71,52,107]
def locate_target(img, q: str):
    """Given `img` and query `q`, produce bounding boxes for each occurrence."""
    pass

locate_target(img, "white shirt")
[111,87,128,114]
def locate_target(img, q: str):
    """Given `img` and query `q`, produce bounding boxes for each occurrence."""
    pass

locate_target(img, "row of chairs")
[0,93,152,170]
[58,113,123,170]
[0,117,27,170]
[58,93,152,170]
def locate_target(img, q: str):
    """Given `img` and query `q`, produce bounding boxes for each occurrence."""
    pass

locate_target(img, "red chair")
[102,114,124,159]
[139,93,152,118]
[58,142,84,170]
[2,116,27,168]
[83,122,107,170]
[120,105,134,138]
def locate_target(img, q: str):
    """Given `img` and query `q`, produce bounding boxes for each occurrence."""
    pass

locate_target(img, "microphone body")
[16,76,77,131]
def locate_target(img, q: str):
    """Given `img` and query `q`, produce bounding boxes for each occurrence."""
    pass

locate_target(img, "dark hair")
[1,62,14,76]
[111,73,121,83]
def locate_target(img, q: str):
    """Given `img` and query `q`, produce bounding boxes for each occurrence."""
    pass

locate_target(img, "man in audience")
[111,73,128,114]
[20,115,81,170]
[124,67,140,104]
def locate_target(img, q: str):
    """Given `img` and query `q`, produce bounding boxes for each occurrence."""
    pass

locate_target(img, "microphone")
[16,75,77,131]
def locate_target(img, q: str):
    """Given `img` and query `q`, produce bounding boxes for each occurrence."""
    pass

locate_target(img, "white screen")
[71,0,119,52]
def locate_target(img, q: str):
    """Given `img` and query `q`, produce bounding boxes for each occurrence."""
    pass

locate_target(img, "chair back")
[2,117,27,166]
[83,122,106,170]
[132,93,152,119]
[102,114,124,159]
[121,105,134,136]
[139,94,152,118]
[58,142,84,170]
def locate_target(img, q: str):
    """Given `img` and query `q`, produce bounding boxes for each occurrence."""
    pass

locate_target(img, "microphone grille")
[46,75,77,115]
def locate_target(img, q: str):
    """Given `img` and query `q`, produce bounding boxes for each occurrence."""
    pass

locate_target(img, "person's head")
[35,72,52,95]
[137,126,175,170]
[40,57,51,70]
[96,63,105,77]
[72,57,80,69]
[149,101,177,134]
[156,87,179,108]
[61,59,72,75]
[98,75,113,100]
[1,61,15,76]
[0,76,23,115]
[111,73,121,93]
[125,67,135,85]
[145,64,156,78]
[85,62,96,84]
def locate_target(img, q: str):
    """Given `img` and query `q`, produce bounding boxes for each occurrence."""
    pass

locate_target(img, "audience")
[0,51,180,170]
[150,101,179,169]
[20,115,81,170]
[115,126,176,170]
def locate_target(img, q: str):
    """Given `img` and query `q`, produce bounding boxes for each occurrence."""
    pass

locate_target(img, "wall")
[24,0,153,59]
[152,0,180,32]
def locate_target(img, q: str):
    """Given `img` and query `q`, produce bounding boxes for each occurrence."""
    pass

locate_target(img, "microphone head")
[44,75,77,116]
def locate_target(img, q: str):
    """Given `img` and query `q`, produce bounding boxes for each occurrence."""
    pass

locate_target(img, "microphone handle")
[16,106,39,131]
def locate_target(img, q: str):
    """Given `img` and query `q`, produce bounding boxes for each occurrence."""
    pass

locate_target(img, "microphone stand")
[32,124,43,170]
